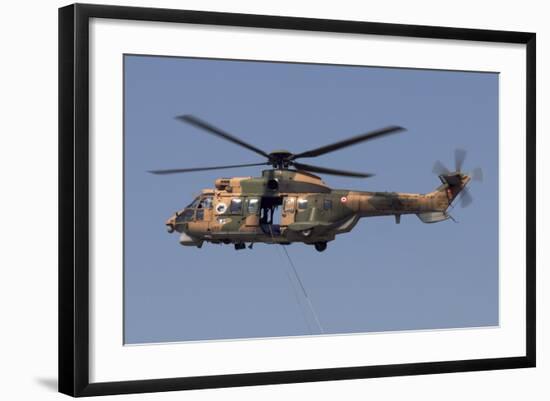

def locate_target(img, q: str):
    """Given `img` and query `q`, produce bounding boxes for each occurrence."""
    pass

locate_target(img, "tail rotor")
[458,187,473,208]
[432,148,483,208]
[454,148,467,172]
[432,160,450,176]
[470,167,483,182]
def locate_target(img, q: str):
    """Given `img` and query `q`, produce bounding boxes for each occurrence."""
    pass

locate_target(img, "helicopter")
[150,115,482,252]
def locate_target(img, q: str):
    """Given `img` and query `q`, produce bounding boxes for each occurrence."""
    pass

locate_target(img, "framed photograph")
[59,3,536,397]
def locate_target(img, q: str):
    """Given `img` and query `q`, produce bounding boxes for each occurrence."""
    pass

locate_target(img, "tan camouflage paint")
[165,170,471,247]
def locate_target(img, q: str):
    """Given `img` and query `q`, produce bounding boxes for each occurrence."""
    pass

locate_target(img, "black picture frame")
[59,3,536,397]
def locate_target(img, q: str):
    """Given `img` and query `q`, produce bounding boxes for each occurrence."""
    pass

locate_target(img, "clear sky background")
[124,55,499,344]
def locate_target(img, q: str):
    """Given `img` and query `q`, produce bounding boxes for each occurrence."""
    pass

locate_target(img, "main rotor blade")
[177,115,271,159]
[292,125,405,160]
[433,160,450,175]
[293,161,374,178]
[455,148,467,172]
[148,162,270,175]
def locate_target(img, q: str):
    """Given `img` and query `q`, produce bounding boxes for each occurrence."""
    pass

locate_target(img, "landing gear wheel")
[314,242,327,252]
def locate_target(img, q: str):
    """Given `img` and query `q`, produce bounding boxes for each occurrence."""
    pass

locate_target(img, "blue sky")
[124,55,499,344]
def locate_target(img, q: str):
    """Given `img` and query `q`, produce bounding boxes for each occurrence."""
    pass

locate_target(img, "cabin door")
[281,196,296,226]
[195,196,213,232]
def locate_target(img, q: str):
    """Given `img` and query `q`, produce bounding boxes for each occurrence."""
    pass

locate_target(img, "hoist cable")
[271,242,314,335]
[266,214,324,335]
[280,245,325,335]
[267,223,319,334]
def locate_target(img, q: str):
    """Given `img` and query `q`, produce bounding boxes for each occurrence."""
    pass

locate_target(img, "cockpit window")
[247,198,259,214]
[180,209,195,222]
[298,199,308,210]
[199,196,213,209]
[187,197,201,209]
[230,198,243,214]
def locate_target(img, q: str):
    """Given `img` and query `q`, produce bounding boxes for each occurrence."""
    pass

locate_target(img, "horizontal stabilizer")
[417,212,449,224]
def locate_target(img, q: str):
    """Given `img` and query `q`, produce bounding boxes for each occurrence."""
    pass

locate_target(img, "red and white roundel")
[340,196,348,203]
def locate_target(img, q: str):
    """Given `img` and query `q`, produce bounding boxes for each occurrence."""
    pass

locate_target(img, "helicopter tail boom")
[345,171,472,224]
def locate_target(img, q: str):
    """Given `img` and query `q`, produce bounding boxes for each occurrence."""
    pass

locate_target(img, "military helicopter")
[150,115,482,252]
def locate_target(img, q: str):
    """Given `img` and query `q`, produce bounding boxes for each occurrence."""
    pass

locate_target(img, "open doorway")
[259,197,283,235]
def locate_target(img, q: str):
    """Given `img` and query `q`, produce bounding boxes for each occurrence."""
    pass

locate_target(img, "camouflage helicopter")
[150,115,482,252]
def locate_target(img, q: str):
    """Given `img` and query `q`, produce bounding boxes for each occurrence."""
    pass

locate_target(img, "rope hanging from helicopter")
[268,224,325,335]
[270,239,314,335]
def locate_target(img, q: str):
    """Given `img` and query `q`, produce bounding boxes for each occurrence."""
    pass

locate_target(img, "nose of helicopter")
[165,214,177,233]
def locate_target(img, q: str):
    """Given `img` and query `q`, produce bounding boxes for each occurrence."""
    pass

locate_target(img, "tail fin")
[417,173,471,224]
[437,172,471,205]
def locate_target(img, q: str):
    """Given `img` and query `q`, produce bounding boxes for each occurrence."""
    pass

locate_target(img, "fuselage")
[165,169,470,250]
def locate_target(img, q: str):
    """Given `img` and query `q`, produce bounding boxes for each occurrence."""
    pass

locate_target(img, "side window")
[196,209,204,220]
[297,199,308,210]
[323,199,332,210]
[284,197,295,212]
[200,196,213,209]
[230,198,243,214]
[247,198,259,214]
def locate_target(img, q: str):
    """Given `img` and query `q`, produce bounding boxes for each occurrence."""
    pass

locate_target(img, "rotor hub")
[268,150,293,169]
